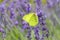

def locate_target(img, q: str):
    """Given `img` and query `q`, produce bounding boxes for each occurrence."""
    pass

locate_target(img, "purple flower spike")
[47,2,53,8]
[35,0,41,6]
[22,21,29,29]
[46,33,49,38]
[0,28,4,33]
[47,0,57,8]
[42,27,47,31]
[10,12,14,16]
[26,4,31,13]
[15,21,18,25]
[34,26,40,40]
[10,10,15,19]
[22,21,28,25]
[40,21,46,25]
[37,12,43,17]
[0,6,5,15]
[22,24,29,29]
[0,7,4,12]
[21,3,31,13]
[22,20,31,40]
[26,27,31,40]
[36,10,44,18]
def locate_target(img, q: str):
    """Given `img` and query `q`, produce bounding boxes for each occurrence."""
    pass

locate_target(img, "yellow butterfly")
[22,13,38,27]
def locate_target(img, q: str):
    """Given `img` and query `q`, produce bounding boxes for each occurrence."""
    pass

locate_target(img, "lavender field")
[0,0,60,40]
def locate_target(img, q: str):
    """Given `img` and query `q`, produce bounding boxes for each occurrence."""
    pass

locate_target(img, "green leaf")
[31,30,35,40]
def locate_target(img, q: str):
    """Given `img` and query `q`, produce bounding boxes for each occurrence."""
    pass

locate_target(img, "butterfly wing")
[23,13,34,23]
[29,13,38,26]
[23,13,38,27]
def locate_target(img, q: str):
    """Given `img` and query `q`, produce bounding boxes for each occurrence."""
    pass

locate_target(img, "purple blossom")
[9,9,15,19]
[37,11,43,17]
[21,3,31,13]
[35,0,41,6]
[14,21,18,25]
[42,27,47,31]
[0,7,4,12]
[22,21,29,29]
[36,6,49,39]
[26,27,31,40]
[47,0,58,8]
[22,21,31,40]
[22,21,28,25]
[46,33,49,38]
[0,5,5,15]
[25,3,31,13]
[0,28,4,33]
[22,24,29,29]
[34,27,40,40]
[40,21,46,25]
[42,26,49,38]
[47,1,53,8]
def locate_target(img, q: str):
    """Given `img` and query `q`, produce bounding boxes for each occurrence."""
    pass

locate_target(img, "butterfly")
[22,13,38,27]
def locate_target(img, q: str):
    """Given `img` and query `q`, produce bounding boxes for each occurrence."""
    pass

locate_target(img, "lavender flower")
[42,27,47,31]
[37,10,43,17]
[47,1,54,8]
[0,6,5,24]
[36,8,49,39]
[35,0,41,6]
[9,8,15,19]
[0,5,5,15]
[0,27,4,33]
[22,20,29,29]
[47,0,58,8]
[25,3,31,13]
[34,27,40,40]
[22,20,31,40]
[0,7,4,13]
[46,33,49,38]
[14,20,18,25]
[21,3,31,13]
[26,27,31,40]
